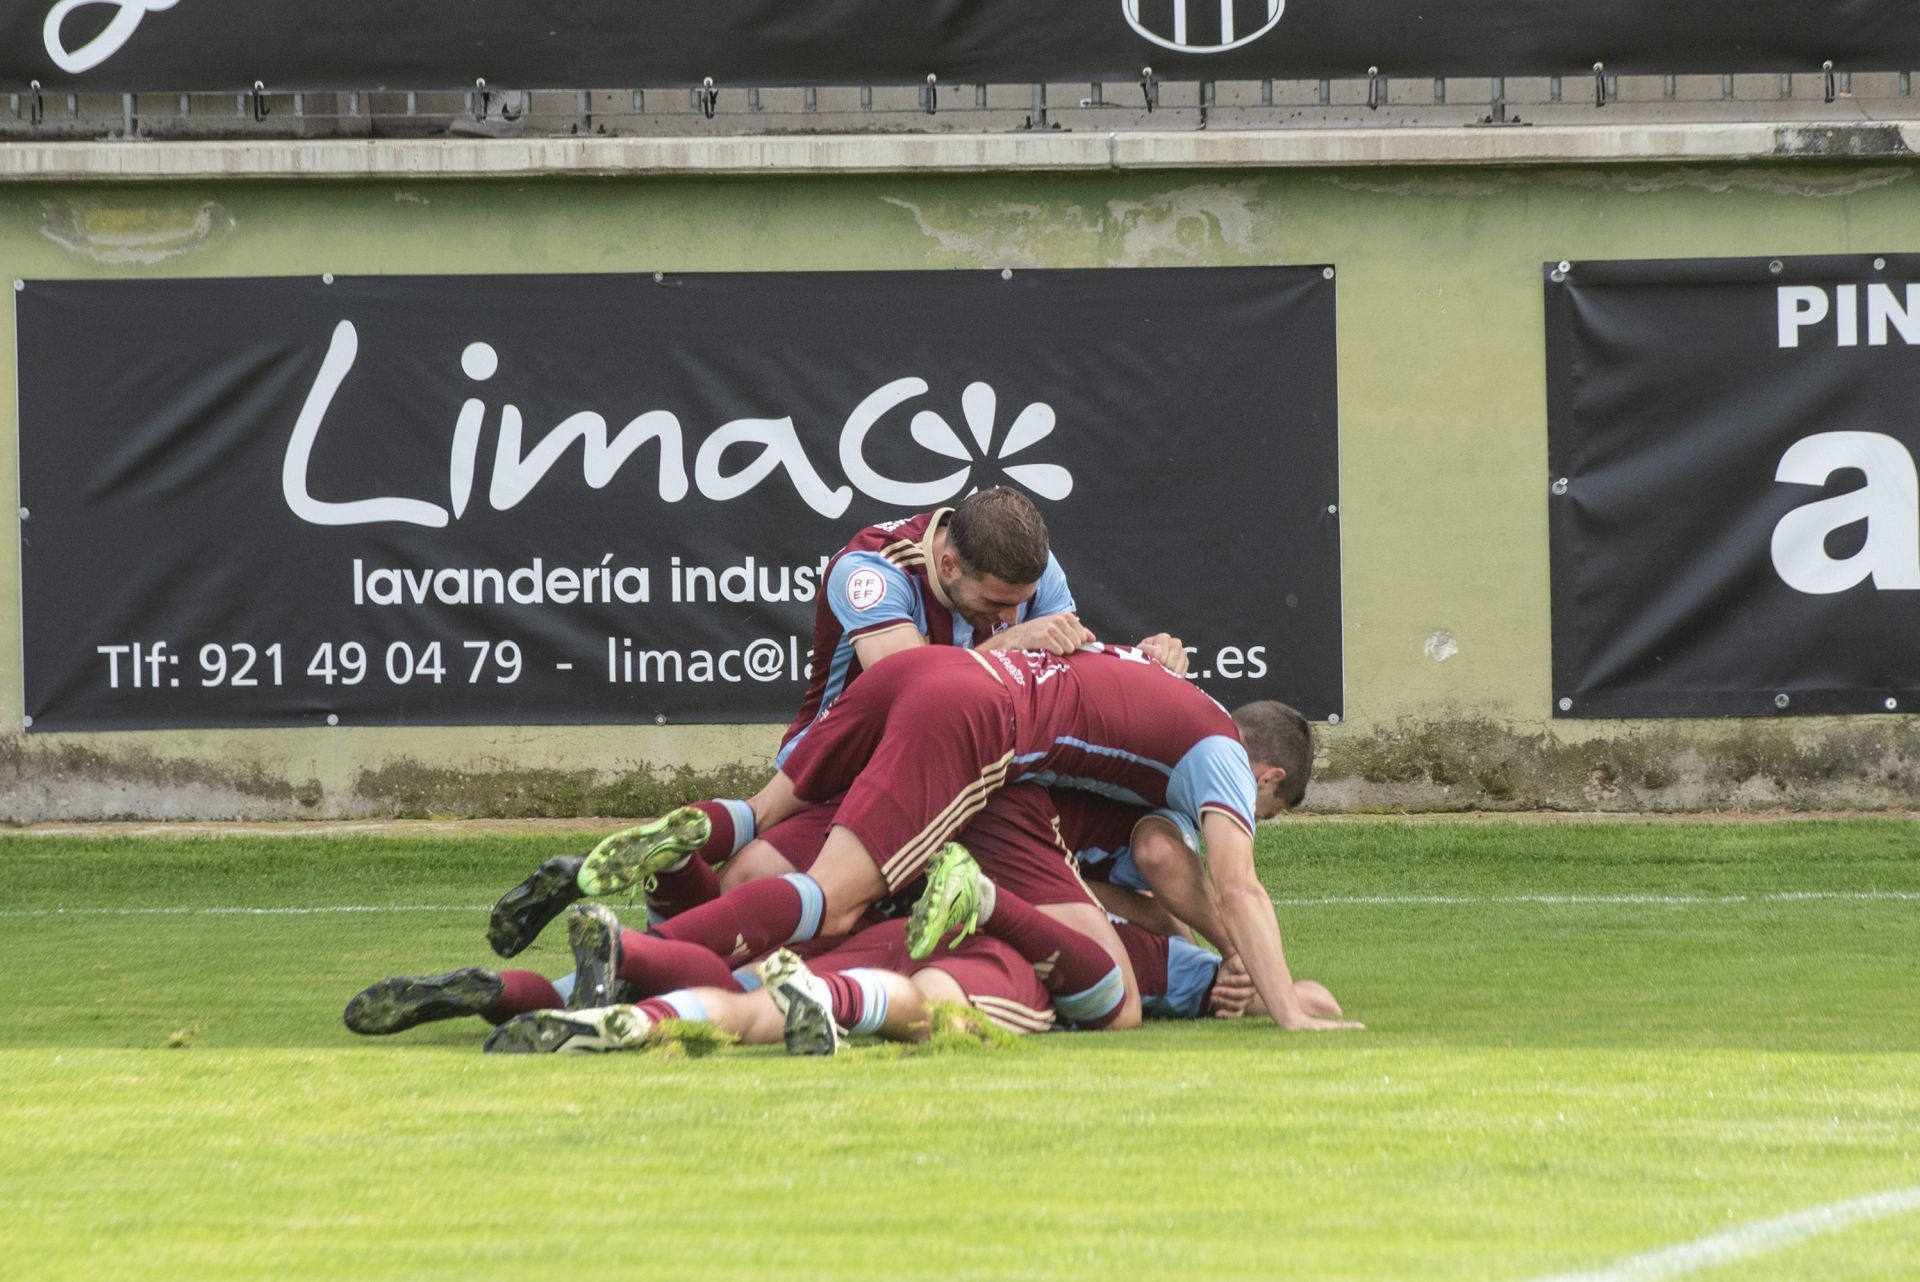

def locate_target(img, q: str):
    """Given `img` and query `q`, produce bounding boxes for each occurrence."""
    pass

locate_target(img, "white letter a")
[1771,431,1920,593]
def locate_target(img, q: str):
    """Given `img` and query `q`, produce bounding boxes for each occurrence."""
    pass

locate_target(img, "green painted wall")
[4,163,1918,817]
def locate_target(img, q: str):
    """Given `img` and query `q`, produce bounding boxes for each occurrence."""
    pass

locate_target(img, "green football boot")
[578,806,712,897]
[906,842,985,960]
[343,968,504,1035]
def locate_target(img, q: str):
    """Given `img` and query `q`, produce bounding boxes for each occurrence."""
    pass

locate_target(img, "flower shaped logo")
[909,382,1074,501]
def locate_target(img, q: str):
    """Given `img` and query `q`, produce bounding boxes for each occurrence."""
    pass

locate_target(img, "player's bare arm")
[1127,814,1234,952]
[973,610,1094,654]
[850,620,928,670]
[1203,812,1362,1033]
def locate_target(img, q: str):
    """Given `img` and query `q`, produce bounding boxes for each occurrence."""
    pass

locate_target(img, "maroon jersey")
[987,645,1260,836]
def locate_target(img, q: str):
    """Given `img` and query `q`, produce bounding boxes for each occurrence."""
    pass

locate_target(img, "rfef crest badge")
[1122,0,1286,54]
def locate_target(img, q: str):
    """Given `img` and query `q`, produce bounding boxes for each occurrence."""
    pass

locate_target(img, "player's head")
[938,488,1051,635]
[1232,700,1314,818]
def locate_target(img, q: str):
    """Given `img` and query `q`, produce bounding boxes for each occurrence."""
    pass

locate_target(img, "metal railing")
[4,71,1916,142]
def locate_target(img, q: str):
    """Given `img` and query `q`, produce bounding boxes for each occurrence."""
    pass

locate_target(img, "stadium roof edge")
[2,121,1917,181]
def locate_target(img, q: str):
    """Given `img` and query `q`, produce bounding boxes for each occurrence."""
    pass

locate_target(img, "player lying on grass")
[353,782,1162,1039]
[496,781,1152,1026]
[347,864,1345,1054]
[494,645,1357,1032]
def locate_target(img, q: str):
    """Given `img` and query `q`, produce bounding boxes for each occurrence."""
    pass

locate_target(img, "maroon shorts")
[811,922,1053,1035]
[780,647,1016,893]
[804,919,914,973]
[913,936,1054,1035]
[757,799,841,874]
[956,783,1096,909]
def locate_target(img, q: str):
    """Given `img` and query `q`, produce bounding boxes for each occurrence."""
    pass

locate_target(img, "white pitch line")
[0,905,485,918]
[0,892,1914,919]
[1271,891,1920,906]
[1525,1184,1920,1282]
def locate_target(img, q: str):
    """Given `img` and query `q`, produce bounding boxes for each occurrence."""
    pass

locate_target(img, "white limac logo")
[1123,0,1285,54]
[282,321,1074,530]
[42,0,176,74]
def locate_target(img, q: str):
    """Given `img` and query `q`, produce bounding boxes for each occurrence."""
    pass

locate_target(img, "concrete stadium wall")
[5,131,1919,817]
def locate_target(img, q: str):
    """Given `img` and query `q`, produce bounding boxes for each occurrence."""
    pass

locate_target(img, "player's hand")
[1136,633,1190,675]
[986,612,1093,655]
[1207,955,1258,1018]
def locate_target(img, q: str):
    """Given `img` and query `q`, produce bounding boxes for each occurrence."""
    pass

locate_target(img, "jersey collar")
[923,507,955,609]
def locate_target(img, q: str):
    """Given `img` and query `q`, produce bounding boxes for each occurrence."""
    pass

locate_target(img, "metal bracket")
[698,76,718,120]
[28,79,42,127]
[1824,60,1838,104]
[1593,62,1609,108]
[1140,66,1158,113]
[1367,66,1385,112]
[472,77,489,122]
[923,73,938,115]
[251,80,270,122]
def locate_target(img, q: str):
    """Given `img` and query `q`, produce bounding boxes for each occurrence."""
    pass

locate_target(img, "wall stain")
[1313,715,1920,812]
[351,758,772,820]
[7,720,1914,820]
[883,181,1280,267]
[1324,166,1910,200]
[40,198,232,263]
[0,733,773,823]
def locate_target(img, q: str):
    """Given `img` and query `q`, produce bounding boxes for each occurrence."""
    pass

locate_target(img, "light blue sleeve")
[1166,736,1258,833]
[1142,937,1223,1020]
[826,551,921,635]
[1026,551,1075,617]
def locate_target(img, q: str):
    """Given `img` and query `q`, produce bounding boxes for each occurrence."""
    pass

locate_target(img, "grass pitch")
[1,819,1916,1281]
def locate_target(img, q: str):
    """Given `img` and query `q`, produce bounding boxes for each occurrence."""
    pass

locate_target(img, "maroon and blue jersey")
[988,645,1259,837]
[776,508,1073,766]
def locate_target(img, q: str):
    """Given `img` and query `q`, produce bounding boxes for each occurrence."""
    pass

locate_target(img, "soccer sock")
[483,971,565,1024]
[820,968,890,1035]
[977,885,1125,1029]
[617,930,745,997]
[645,857,722,918]
[652,873,826,964]
[689,799,756,867]
[635,990,710,1027]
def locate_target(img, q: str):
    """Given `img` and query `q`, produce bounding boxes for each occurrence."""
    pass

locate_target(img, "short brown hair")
[946,488,1051,585]
[1232,700,1314,809]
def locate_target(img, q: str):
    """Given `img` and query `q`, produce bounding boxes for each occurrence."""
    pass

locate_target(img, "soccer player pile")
[345,493,1361,1054]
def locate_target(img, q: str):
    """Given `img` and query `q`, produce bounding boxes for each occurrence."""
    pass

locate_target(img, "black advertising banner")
[1546,254,1920,718]
[4,1,1917,94]
[15,270,1341,732]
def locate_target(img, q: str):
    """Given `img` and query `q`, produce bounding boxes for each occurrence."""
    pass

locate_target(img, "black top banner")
[3,1,1915,93]
[1545,254,1920,718]
[15,269,1342,732]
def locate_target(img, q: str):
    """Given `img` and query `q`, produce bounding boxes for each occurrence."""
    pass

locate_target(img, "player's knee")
[719,839,796,890]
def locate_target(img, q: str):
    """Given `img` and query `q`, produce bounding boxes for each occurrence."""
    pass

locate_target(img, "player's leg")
[343,967,563,1035]
[910,844,1134,1030]
[641,827,887,965]
[564,902,745,1006]
[911,941,1055,1037]
[758,948,926,1055]
[1125,814,1231,951]
[483,985,784,1054]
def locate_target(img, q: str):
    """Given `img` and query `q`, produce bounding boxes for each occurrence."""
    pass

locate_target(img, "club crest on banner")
[1122,0,1286,54]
